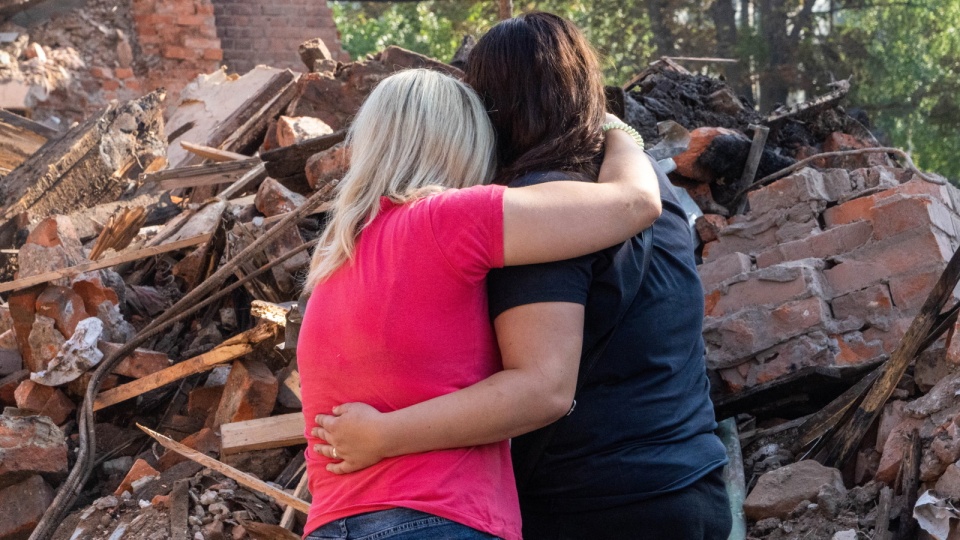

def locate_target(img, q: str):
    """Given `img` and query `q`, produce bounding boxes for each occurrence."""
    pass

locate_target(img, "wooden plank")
[220,412,306,455]
[94,324,280,411]
[180,141,248,162]
[145,158,259,181]
[0,233,211,294]
[217,162,267,201]
[220,74,299,155]
[279,472,310,529]
[138,424,310,514]
[0,109,54,171]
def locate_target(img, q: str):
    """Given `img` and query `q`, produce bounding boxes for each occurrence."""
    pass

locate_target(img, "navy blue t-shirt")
[487,156,727,512]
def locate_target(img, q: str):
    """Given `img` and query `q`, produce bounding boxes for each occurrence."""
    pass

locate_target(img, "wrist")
[602,121,645,150]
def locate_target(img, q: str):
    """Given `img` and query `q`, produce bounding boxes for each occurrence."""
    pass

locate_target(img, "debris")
[30,317,103,386]
[743,460,846,521]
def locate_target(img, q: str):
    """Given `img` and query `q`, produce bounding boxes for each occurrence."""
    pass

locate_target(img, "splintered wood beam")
[813,245,960,469]
[138,424,310,514]
[250,300,290,326]
[180,141,249,162]
[220,412,306,455]
[94,324,280,411]
[143,158,261,190]
[0,233,211,293]
[0,109,55,171]
[217,162,267,201]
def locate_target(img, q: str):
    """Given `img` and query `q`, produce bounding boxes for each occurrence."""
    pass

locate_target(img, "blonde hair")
[304,69,497,290]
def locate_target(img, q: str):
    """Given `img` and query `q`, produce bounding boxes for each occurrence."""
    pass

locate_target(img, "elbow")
[541,385,577,425]
[629,189,662,234]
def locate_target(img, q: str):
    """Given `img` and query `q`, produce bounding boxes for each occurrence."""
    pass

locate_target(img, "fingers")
[313,443,340,460]
[327,461,361,475]
[312,425,331,441]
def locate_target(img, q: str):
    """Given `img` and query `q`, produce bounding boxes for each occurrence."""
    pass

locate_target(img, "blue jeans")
[305,507,501,540]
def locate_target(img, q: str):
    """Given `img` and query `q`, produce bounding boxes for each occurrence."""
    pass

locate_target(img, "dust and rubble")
[0,5,959,540]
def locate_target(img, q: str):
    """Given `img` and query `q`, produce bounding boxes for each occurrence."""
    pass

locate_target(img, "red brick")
[872,194,955,241]
[820,132,892,169]
[824,227,952,298]
[698,252,751,291]
[71,271,120,314]
[831,285,894,325]
[26,314,64,374]
[123,79,143,92]
[833,332,886,365]
[158,427,219,470]
[102,79,121,92]
[708,297,830,369]
[115,67,134,79]
[184,37,220,50]
[8,287,40,372]
[203,48,223,61]
[65,372,118,400]
[197,4,215,15]
[710,266,820,318]
[0,414,67,484]
[877,416,925,484]
[694,214,727,244]
[305,142,348,190]
[14,380,75,425]
[823,193,879,228]
[35,286,90,339]
[888,268,941,311]
[747,168,831,214]
[90,66,113,79]
[97,342,169,379]
[0,370,28,406]
[25,217,78,249]
[213,359,278,427]
[176,14,209,26]
[255,177,307,217]
[162,45,193,60]
[187,385,223,419]
[755,221,873,269]
[0,475,54,538]
[113,458,159,496]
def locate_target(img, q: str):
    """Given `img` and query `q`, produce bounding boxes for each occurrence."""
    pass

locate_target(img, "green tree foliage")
[331,0,960,180]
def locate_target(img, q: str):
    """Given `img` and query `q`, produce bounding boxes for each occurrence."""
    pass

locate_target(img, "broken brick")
[13,380,75,425]
[876,415,925,484]
[305,141,348,190]
[0,414,68,487]
[35,286,91,338]
[187,385,224,421]
[743,460,846,521]
[0,475,54,539]
[275,115,333,148]
[819,132,892,169]
[213,359,278,427]
[31,317,104,387]
[71,271,120,314]
[698,252,751,292]
[255,177,307,218]
[97,342,169,379]
[694,214,727,244]
[0,370,28,406]
[8,286,42,373]
[755,221,873,269]
[709,263,824,318]
[830,285,894,327]
[113,458,160,496]
[26,315,65,374]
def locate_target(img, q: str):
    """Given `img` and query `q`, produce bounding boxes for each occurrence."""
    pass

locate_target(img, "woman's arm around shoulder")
[502,121,661,266]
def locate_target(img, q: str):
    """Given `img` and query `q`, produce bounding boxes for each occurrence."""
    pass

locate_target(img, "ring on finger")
[332,447,339,459]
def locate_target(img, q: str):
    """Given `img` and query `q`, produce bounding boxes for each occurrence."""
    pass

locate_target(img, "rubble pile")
[0,43,456,540]
[0,27,957,540]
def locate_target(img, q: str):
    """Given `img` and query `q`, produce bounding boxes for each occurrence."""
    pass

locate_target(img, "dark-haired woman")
[311,13,732,540]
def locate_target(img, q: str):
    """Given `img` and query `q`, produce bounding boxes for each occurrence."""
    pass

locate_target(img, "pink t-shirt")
[298,184,520,540]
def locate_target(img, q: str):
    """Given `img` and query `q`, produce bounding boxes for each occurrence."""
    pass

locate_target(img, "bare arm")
[313,302,584,474]
[502,126,660,266]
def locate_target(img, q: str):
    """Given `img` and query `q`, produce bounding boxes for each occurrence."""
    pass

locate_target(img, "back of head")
[466,12,606,184]
[305,68,496,290]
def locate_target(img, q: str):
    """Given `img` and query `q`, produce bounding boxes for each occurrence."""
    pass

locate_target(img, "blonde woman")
[298,69,658,540]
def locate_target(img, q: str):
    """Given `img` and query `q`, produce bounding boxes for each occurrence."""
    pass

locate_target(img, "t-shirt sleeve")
[427,184,506,281]
[487,255,595,319]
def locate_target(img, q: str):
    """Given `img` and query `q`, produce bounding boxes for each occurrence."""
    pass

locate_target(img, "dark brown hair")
[465,12,606,185]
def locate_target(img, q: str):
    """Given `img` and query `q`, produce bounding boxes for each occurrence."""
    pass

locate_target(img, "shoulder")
[507,170,592,188]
